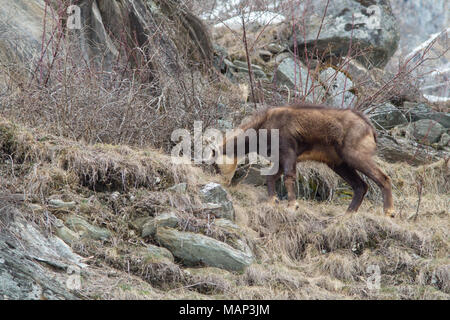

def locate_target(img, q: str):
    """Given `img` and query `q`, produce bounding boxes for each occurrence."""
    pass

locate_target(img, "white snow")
[423,95,450,103]
[213,11,285,30]
[405,27,450,60]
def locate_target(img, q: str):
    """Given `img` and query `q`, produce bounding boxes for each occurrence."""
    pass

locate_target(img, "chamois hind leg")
[342,152,394,217]
[280,148,299,209]
[330,163,368,213]
[267,168,282,204]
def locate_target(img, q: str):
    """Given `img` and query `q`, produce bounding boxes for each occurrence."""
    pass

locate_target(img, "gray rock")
[274,52,292,64]
[266,43,285,54]
[0,207,83,299]
[231,61,267,79]
[234,67,267,80]
[275,57,326,103]
[438,133,450,148]
[48,199,76,209]
[377,134,445,165]
[130,216,152,232]
[232,60,263,71]
[142,244,174,264]
[389,1,449,95]
[403,102,450,128]
[155,227,253,272]
[167,183,187,193]
[65,216,112,241]
[258,49,272,62]
[54,220,80,246]
[214,218,242,234]
[199,183,235,221]
[368,103,408,130]
[141,212,179,238]
[291,0,400,68]
[235,166,267,186]
[0,0,53,81]
[407,120,445,144]
[319,68,355,108]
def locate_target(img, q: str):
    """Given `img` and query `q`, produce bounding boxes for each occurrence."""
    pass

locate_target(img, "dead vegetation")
[0,107,448,299]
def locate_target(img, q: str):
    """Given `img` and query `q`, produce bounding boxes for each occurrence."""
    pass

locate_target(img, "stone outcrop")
[0,206,84,300]
[290,0,400,69]
[155,227,253,272]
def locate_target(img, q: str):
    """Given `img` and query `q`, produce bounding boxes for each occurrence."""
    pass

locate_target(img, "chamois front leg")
[281,149,299,209]
[266,168,282,205]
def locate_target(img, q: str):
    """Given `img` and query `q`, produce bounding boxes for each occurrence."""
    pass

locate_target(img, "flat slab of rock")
[141,212,179,238]
[0,207,83,300]
[65,216,111,241]
[155,227,253,272]
[142,244,174,264]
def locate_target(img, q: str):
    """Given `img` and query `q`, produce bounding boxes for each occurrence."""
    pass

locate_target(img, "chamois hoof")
[269,197,280,206]
[287,201,299,210]
[384,209,395,218]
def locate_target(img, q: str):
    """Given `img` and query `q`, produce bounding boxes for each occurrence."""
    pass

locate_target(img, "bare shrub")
[0,0,242,151]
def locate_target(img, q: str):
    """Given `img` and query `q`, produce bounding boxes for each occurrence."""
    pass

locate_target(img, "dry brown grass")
[0,114,448,300]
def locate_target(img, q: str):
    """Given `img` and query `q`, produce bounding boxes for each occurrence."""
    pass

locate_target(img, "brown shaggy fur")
[217,104,394,217]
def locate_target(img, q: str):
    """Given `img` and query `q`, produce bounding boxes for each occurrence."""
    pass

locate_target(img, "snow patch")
[423,95,450,103]
[213,11,285,30]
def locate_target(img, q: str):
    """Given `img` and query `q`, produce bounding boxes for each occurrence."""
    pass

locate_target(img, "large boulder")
[0,206,84,299]
[155,227,253,272]
[407,120,445,144]
[291,0,400,69]
[0,0,213,85]
[0,0,53,81]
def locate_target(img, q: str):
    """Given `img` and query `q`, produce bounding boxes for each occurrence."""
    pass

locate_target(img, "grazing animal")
[215,104,395,217]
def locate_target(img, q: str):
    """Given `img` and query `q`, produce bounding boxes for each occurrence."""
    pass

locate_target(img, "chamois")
[215,104,395,217]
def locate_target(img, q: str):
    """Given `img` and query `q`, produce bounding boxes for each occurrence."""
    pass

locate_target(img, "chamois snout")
[215,153,238,186]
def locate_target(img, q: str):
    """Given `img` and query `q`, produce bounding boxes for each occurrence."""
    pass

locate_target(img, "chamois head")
[212,134,238,186]
[215,153,238,185]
